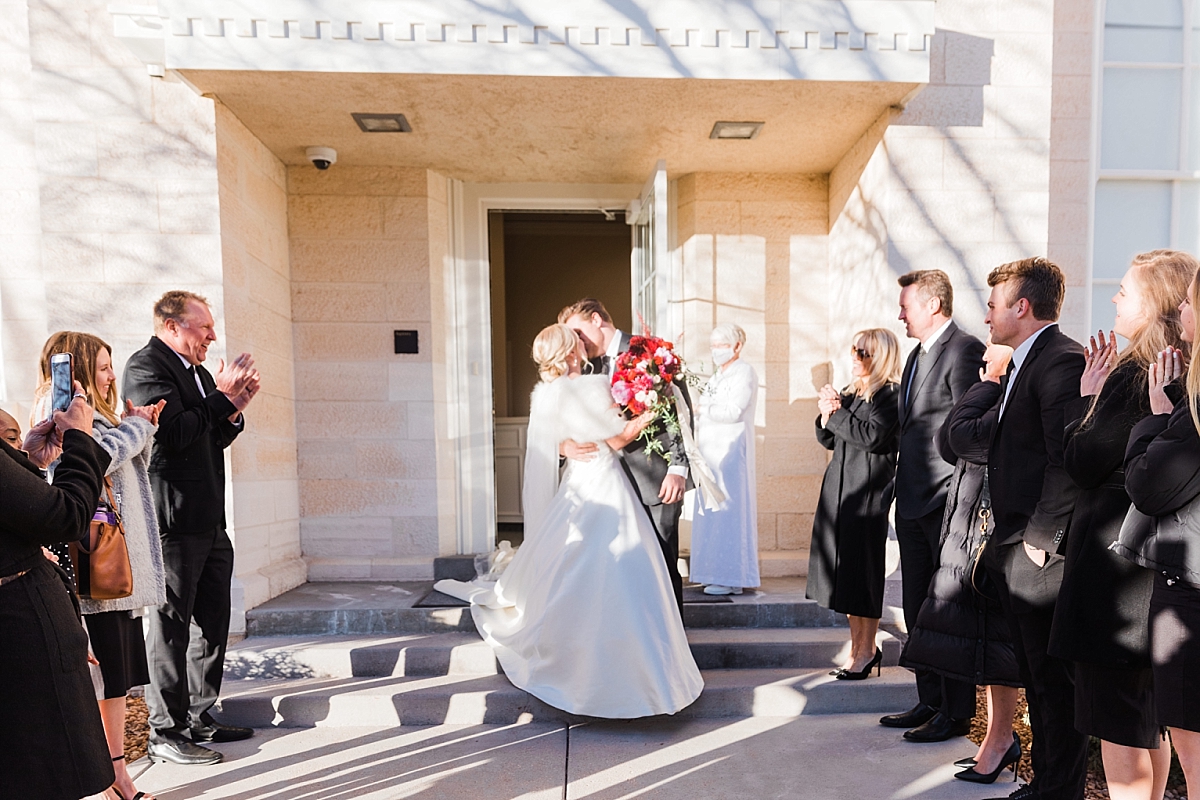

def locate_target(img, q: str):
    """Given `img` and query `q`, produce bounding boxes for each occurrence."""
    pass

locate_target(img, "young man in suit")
[559,298,691,609]
[957,259,1088,800]
[881,270,985,743]
[123,291,260,766]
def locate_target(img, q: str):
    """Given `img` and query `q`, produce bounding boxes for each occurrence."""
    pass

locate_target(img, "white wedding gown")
[436,374,703,718]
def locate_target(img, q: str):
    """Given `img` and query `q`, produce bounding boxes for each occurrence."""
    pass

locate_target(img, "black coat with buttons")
[1048,362,1155,668]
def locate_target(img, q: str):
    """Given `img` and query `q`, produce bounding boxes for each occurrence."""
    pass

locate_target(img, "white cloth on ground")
[689,360,760,589]
[436,374,703,718]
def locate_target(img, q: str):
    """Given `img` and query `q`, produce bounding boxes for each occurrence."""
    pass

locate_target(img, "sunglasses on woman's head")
[851,346,873,360]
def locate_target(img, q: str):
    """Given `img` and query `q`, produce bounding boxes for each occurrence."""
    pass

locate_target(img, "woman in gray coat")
[37,332,166,800]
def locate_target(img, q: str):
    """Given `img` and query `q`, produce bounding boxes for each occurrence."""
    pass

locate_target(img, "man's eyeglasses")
[851,346,873,360]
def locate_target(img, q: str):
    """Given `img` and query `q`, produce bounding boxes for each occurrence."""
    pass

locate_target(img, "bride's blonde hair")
[532,324,579,382]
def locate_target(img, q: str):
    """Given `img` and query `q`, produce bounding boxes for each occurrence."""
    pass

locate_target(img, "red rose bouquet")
[610,335,683,459]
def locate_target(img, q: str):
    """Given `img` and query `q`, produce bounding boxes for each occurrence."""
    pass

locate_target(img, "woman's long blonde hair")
[34,331,120,426]
[852,328,902,401]
[1082,250,1196,426]
[531,324,579,382]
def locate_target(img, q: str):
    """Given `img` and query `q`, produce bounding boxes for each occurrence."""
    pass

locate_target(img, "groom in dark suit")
[881,270,985,742]
[559,298,691,609]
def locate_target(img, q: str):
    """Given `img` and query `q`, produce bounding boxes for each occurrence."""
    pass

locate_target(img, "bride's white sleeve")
[522,381,561,541]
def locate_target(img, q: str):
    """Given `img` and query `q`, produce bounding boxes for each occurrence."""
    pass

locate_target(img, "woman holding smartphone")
[36,332,166,800]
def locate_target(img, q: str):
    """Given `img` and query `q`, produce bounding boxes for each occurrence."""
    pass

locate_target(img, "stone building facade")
[0,0,1157,630]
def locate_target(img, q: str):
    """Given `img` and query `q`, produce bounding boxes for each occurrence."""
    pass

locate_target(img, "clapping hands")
[1081,329,1118,397]
[215,353,261,420]
[817,384,841,427]
[123,399,166,425]
[1149,347,1184,415]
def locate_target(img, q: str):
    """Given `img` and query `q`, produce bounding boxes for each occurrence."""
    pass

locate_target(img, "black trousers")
[146,526,234,739]
[646,501,684,611]
[986,541,1088,800]
[895,509,976,720]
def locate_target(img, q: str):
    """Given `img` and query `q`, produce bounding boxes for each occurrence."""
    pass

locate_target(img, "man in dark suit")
[881,270,985,742]
[958,259,1087,800]
[559,298,691,609]
[123,290,260,766]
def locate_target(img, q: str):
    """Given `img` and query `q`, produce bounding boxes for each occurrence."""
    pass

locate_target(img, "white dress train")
[689,360,760,589]
[436,374,703,718]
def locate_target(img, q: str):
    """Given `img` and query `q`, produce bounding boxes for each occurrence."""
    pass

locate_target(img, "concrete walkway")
[134,714,1022,800]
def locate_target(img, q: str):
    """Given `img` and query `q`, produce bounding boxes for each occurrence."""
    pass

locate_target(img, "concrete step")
[225,629,902,680]
[213,667,917,728]
[244,580,846,637]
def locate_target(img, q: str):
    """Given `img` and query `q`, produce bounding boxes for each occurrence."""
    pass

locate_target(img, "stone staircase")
[215,579,916,728]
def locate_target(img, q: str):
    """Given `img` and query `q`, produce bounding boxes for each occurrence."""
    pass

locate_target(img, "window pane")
[1104,27,1182,62]
[1179,182,1200,254]
[1107,0,1181,27]
[1191,70,1200,169]
[1101,68,1182,169]
[1091,284,1119,334]
[1094,181,1172,283]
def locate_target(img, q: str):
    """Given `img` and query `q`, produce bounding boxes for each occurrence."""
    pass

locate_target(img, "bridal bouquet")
[610,336,682,460]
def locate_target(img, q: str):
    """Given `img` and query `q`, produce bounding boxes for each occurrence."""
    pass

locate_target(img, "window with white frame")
[1093,0,1200,332]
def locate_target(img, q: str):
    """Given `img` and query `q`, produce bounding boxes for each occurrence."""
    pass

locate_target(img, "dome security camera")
[306,146,337,170]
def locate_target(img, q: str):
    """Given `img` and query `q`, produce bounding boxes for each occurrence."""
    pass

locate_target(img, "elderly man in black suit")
[558,298,691,609]
[123,290,260,766]
[881,270,985,743]
[951,259,1087,800]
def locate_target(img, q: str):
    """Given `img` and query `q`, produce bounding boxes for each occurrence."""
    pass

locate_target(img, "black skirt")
[1150,573,1200,732]
[85,610,149,698]
[1073,661,1161,748]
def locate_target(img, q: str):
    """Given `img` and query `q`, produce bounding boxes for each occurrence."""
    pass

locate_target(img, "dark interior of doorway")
[489,210,632,545]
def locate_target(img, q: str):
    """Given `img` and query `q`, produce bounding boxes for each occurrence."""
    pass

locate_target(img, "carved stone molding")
[110,0,935,82]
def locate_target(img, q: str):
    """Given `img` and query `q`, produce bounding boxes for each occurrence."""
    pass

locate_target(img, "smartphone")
[48,352,73,419]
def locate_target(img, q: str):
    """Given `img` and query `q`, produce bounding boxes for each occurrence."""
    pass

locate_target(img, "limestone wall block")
[942,139,1049,193]
[154,80,218,141]
[304,517,392,558]
[34,122,96,176]
[1052,31,1093,77]
[99,232,222,284]
[294,362,389,402]
[294,322,404,362]
[756,475,821,514]
[1049,201,1090,249]
[988,86,1053,139]
[755,513,778,551]
[0,234,43,279]
[690,173,827,202]
[382,197,431,241]
[738,203,827,238]
[777,512,815,550]
[287,166,428,197]
[1049,116,1092,162]
[96,122,214,180]
[886,138,945,191]
[26,5,91,69]
[1049,159,1090,201]
[0,278,45,321]
[764,436,831,477]
[888,189,997,244]
[305,558,371,580]
[994,191,1050,243]
[765,398,820,435]
[993,0,1054,34]
[0,187,42,234]
[392,516,439,557]
[1049,75,1091,121]
[1048,244,1088,284]
[991,33,1054,88]
[1052,0,1094,33]
[387,362,435,402]
[157,178,221,234]
[292,283,387,322]
[290,239,430,283]
[40,178,152,233]
[298,440,356,480]
[355,440,438,480]
[288,195,383,239]
[691,201,742,235]
[246,260,292,318]
[296,400,407,440]
[407,401,436,441]
[384,280,433,323]
[233,482,280,530]
[32,67,152,122]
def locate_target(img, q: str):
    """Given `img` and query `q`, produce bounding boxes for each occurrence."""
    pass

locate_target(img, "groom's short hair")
[558,298,612,325]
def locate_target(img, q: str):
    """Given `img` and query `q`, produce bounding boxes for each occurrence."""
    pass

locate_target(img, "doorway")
[489,210,632,543]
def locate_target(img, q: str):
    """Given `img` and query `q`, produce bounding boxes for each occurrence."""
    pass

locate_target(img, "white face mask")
[711,347,734,366]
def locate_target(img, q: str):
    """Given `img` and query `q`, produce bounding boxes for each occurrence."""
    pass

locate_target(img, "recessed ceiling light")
[352,113,412,133]
[710,121,764,140]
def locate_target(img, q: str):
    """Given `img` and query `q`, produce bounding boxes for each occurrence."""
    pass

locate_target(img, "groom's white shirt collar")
[605,329,623,362]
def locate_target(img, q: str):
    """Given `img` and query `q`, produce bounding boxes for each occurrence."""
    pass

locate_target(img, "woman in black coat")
[807,328,901,679]
[0,393,115,799]
[901,341,1021,782]
[1119,268,1200,800]
[1050,250,1194,800]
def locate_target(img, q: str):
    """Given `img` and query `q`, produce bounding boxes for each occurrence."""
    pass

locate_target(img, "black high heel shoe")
[954,734,1021,784]
[954,731,1019,768]
[835,647,882,680]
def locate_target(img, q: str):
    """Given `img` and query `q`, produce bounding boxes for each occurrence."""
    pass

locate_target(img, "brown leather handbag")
[70,478,133,600]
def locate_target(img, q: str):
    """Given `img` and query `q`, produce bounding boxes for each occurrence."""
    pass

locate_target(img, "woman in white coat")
[690,323,760,595]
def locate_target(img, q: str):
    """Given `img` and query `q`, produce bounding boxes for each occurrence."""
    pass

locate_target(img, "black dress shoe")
[879,702,936,729]
[147,738,223,765]
[903,711,972,742]
[983,784,1037,800]
[191,721,254,743]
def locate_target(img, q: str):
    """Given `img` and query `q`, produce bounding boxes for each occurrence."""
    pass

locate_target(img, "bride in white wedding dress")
[436,324,703,718]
